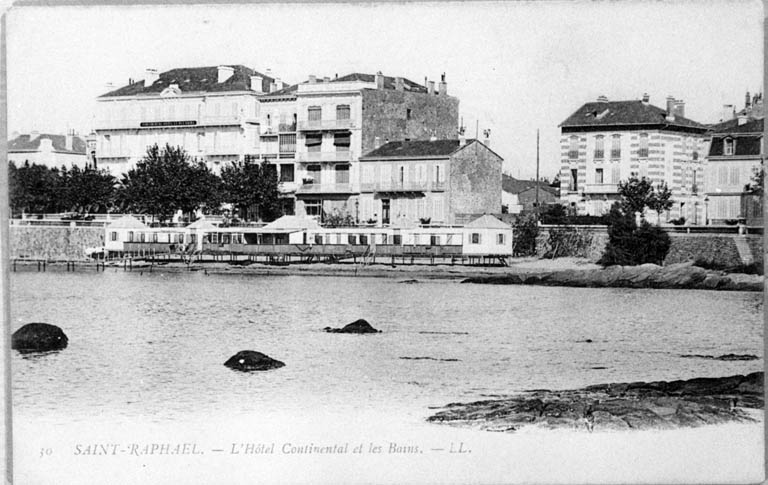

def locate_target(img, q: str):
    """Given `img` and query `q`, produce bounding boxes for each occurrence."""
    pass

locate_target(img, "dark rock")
[12,323,68,353]
[399,279,420,284]
[400,356,460,362]
[324,319,381,334]
[583,339,593,343]
[680,353,760,361]
[427,372,763,432]
[224,350,285,372]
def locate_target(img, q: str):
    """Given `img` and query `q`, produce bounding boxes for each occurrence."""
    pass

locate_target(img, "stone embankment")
[427,372,763,432]
[461,262,763,291]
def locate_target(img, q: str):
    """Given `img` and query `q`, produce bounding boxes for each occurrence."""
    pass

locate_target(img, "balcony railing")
[637,148,649,158]
[584,183,619,194]
[295,151,352,163]
[360,181,446,192]
[593,150,604,160]
[298,119,355,131]
[567,150,579,160]
[610,149,621,159]
[296,183,355,194]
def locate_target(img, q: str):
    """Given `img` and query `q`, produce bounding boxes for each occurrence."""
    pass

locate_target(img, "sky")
[4,0,764,179]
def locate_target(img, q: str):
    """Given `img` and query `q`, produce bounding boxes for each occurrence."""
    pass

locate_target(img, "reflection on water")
[10,271,763,424]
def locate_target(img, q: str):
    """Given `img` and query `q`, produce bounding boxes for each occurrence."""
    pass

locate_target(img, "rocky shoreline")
[461,262,763,291]
[427,372,764,432]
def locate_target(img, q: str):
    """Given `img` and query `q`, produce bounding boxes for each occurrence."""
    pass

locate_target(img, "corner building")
[559,95,709,223]
[292,72,459,220]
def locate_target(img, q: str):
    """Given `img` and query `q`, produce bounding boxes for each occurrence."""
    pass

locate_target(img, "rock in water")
[324,319,381,334]
[12,323,68,353]
[224,351,285,372]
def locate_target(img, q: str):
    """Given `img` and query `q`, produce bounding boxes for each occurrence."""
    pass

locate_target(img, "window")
[430,235,439,246]
[111,231,117,241]
[360,235,368,245]
[638,133,649,158]
[471,233,481,244]
[348,235,357,245]
[314,234,323,244]
[611,163,620,183]
[152,233,158,243]
[140,232,146,243]
[724,138,734,155]
[336,105,350,120]
[595,168,604,184]
[692,151,699,161]
[434,164,443,184]
[280,164,294,182]
[406,108,412,120]
[570,168,578,191]
[305,133,322,152]
[334,132,351,152]
[393,234,402,245]
[191,234,197,244]
[718,166,728,185]
[305,165,321,183]
[308,106,322,121]
[279,134,296,154]
[568,136,579,159]
[610,134,621,158]
[729,166,740,185]
[335,165,350,184]
[197,133,204,152]
[594,135,604,159]
[497,233,505,244]
[211,233,219,244]
[305,200,322,217]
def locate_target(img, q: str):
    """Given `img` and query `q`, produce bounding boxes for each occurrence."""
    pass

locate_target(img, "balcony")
[298,119,355,131]
[296,183,355,195]
[361,181,446,193]
[584,183,619,194]
[295,151,353,163]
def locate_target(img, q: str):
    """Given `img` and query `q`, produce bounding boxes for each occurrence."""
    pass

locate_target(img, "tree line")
[8,144,282,223]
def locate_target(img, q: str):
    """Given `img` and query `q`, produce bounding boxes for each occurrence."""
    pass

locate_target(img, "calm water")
[10,271,764,424]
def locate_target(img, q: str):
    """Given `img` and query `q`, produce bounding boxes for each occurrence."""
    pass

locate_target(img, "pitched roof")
[502,174,558,195]
[361,139,474,159]
[708,118,763,157]
[261,83,299,98]
[710,117,763,135]
[263,215,320,231]
[465,214,511,229]
[333,73,427,93]
[107,215,147,229]
[560,100,707,132]
[100,65,275,97]
[186,218,219,230]
[8,133,87,155]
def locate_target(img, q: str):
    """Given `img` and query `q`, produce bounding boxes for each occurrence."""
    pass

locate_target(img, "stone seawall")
[11,225,104,260]
[536,227,763,268]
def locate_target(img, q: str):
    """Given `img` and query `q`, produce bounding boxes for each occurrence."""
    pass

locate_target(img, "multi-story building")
[291,72,459,219]
[357,137,502,225]
[8,131,88,168]
[559,94,709,223]
[704,117,763,225]
[94,65,279,175]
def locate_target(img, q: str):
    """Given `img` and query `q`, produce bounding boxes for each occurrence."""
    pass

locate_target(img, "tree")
[8,161,63,215]
[748,162,764,194]
[118,144,220,222]
[600,201,671,267]
[617,176,654,216]
[512,213,539,256]
[220,158,281,222]
[647,182,673,224]
[59,165,117,214]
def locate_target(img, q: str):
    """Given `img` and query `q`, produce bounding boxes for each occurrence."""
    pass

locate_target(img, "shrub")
[600,203,671,266]
[512,213,538,256]
[543,226,594,258]
[693,257,764,275]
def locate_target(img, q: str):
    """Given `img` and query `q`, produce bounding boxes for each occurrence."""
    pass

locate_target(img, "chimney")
[482,129,491,148]
[250,75,264,93]
[721,104,735,122]
[745,91,751,109]
[641,93,650,104]
[39,138,53,152]
[144,68,159,86]
[665,96,675,121]
[30,130,40,141]
[375,71,384,89]
[308,74,317,84]
[438,72,447,96]
[429,135,437,141]
[394,77,404,91]
[374,136,381,149]
[738,114,748,125]
[673,100,685,118]
[428,81,435,95]
[459,132,466,147]
[275,77,283,90]
[65,133,73,151]
[270,82,277,93]
[597,95,608,102]
[217,65,234,83]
